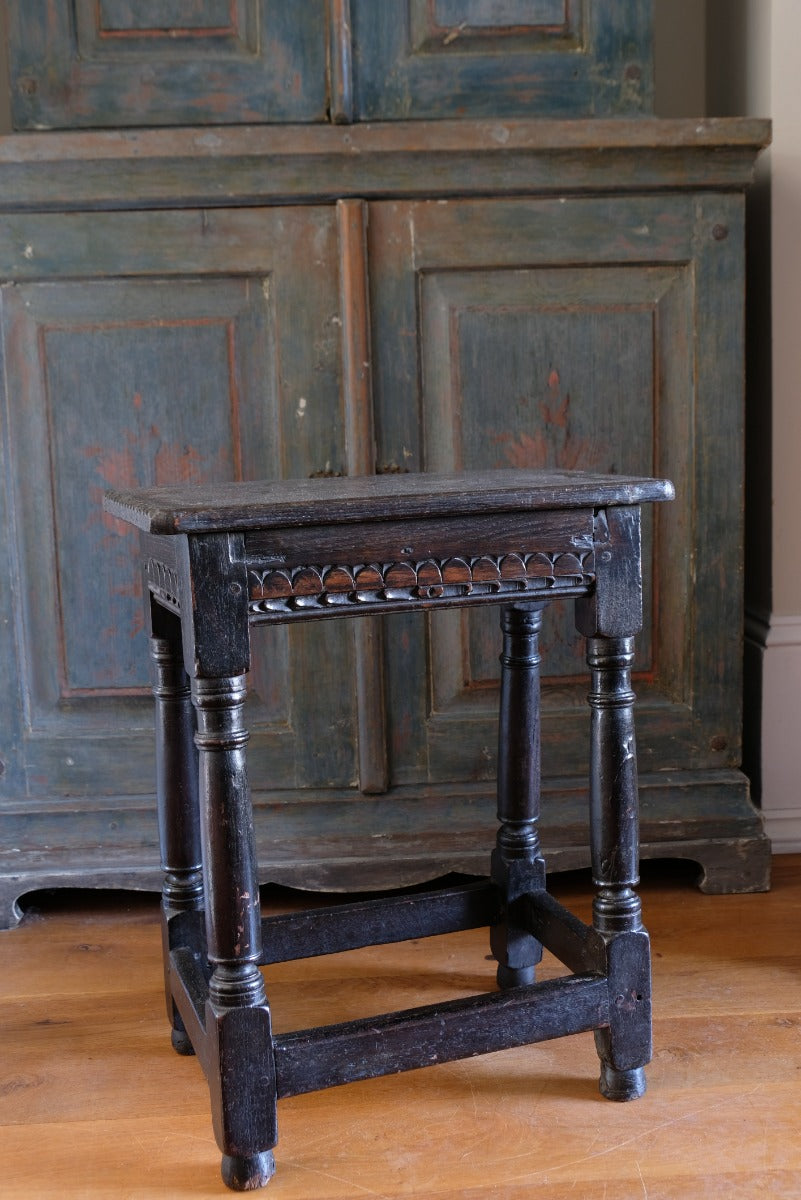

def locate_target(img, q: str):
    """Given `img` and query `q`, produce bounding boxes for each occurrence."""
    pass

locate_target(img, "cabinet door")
[0,206,355,805]
[8,2,653,129]
[369,194,743,787]
[350,0,653,119]
[8,1,328,128]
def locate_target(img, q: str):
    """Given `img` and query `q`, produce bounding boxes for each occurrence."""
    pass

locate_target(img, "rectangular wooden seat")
[104,467,673,1191]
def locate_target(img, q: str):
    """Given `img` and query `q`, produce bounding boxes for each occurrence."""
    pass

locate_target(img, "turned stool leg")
[490,603,546,989]
[150,630,203,1057]
[585,635,651,1101]
[193,673,277,1191]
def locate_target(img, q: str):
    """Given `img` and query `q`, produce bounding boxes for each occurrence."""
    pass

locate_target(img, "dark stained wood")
[191,668,278,1186]
[258,881,501,964]
[191,671,264,978]
[520,889,605,975]
[105,466,668,1188]
[180,536,251,678]
[148,627,203,1052]
[104,468,673,533]
[245,508,596,565]
[490,603,547,989]
[273,974,611,1098]
[582,630,650,1101]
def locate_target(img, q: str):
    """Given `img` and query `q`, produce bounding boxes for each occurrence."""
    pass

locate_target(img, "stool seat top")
[104,468,674,536]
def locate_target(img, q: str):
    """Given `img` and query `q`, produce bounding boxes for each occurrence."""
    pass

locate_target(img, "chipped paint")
[443,22,467,44]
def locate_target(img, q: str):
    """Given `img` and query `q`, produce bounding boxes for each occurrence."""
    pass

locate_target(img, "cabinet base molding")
[0,770,769,929]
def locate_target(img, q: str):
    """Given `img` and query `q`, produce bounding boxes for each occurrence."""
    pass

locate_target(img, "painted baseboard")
[746,611,801,851]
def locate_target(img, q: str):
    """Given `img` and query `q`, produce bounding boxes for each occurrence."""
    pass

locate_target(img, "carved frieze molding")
[248,550,595,619]
[145,556,181,614]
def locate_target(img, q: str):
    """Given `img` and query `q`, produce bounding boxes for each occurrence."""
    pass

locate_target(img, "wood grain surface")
[2,857,800,1197]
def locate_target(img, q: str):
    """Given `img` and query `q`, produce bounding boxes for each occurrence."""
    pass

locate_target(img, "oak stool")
[104,468,674,1191]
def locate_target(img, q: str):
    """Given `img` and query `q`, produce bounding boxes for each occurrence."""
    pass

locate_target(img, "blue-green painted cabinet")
[0,4,772,924]
[7,1,653,128]
[0,119,771,924]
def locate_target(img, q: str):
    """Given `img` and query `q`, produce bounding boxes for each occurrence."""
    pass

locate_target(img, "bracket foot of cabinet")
[0,771,769,929]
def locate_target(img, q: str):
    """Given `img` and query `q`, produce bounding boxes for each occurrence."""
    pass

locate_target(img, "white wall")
[754,1,801,850]
[707,0,801,851]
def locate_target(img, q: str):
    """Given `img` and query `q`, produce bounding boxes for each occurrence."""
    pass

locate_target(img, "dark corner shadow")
[12,885,161,926]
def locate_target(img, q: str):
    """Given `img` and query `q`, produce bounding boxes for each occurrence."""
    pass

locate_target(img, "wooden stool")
[104,468,673,1191]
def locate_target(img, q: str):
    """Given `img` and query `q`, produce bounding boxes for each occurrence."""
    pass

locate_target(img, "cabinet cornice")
[0,118,771,213]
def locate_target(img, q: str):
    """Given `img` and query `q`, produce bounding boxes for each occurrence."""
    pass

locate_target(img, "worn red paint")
[83,398,231,653]
[493,367,602,471]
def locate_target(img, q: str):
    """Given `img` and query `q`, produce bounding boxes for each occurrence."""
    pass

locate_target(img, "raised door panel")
[350,0,653,119]
[8,1,653,130]
[0,206,355,805]
[8,0,328,128]
[369,194,743,787]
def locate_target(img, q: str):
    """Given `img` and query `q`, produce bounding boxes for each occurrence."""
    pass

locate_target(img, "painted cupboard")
[7,1,653,127]
[0,3,771,923]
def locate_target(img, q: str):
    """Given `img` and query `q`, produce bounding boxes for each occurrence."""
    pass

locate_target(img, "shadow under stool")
[104,467,674,1191]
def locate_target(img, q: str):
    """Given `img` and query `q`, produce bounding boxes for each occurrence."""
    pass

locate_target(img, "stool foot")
[170,1026,195,1057]
[599,1063,646,1102]
[496,963,536,990]
[221,1151,276,1191]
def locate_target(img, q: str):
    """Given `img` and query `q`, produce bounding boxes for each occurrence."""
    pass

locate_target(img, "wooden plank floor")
[2,856,801,1199]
